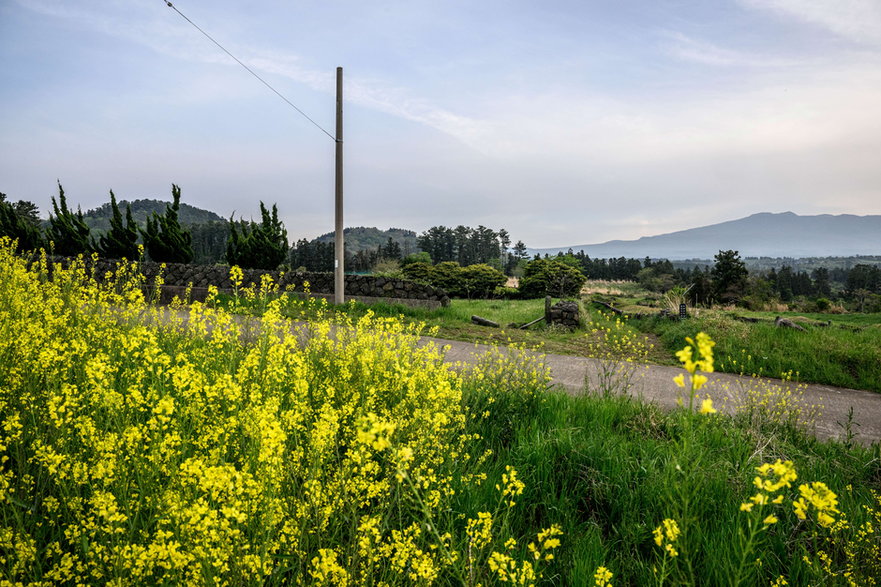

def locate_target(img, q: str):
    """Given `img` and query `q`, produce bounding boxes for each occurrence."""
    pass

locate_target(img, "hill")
[82,199,226,232]
[314,227,419,255]
[532,212,881,260]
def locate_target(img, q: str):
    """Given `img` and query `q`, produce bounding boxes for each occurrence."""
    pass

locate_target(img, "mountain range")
[530,212,881,260]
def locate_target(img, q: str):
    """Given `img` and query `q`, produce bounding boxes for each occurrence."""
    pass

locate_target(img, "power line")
[162,1,336,141]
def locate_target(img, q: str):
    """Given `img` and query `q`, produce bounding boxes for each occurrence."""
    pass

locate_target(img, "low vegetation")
[2,242,879,585]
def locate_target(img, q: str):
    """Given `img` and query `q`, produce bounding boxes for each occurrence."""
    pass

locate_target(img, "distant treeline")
[3,185,879,310]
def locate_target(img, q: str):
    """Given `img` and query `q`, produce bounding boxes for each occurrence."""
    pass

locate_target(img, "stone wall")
[46,257,451,307]
[548,300,580,330]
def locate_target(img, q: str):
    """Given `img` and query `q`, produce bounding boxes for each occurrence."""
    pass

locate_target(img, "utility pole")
[334,66,344,304]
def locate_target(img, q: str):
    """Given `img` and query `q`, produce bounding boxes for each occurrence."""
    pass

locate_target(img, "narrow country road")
[147,308,881,446]
[429,337,881,446]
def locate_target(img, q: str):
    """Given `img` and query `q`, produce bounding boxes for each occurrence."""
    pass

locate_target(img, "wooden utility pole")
[334,66,345,304]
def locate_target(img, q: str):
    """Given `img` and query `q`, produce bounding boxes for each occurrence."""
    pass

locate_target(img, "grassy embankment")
[1,246,879,585]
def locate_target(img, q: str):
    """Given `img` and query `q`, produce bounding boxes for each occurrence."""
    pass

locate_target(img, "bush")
[401,261,433,284]
[518,259,586,299]
[400,251,432,266]
[430,261,465,294]
[493,286,520,299]
[402,261,506,298]
[458,263,507,299]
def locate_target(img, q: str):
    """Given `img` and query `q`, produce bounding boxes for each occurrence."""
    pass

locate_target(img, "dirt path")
[429,337,881,446]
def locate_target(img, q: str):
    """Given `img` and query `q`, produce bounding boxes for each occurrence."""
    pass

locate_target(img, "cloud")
[14,0,488,150]
[659,31,797,67]
[739,0,881,46]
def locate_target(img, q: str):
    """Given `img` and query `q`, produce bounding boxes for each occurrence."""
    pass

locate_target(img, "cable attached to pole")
[162,0,336,141]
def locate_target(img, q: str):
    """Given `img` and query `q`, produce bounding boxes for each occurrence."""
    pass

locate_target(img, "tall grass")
[645,313,881,392]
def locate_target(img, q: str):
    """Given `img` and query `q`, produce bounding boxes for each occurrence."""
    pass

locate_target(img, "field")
[2,247,880,585]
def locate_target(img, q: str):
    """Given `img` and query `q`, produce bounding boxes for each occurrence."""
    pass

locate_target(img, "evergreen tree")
[97,190,140,260]
[711,250,749,304]
[0,193,43,253]
[48,181,92,256]
[225,202,288,269]
[140,184,193,263]
[811,267,832,297]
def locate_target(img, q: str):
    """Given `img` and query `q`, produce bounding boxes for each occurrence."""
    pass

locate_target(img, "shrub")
[400,251,432,266]
[431,261,465,294]
[459,263,507,299]
[493,286,520,299]
[518,259,586,298]
[401,261,433,284]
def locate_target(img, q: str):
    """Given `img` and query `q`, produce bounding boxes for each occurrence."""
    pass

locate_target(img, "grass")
[218,292,673,364]
[2,245,880,585]
[488,388,881,584]
[219,286,881,393]
[640,311,881,393]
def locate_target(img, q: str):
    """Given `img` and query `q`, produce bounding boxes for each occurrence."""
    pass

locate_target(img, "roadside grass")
[216,292,670,363]
[486,387,881,584]
[217,287,881,392]
[2,245,879,585]
[735,309,881,328]
[640,311,881,393]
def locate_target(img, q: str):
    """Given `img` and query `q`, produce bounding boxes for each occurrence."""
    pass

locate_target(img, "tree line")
[0,183,287,268]
[3,186,878,309]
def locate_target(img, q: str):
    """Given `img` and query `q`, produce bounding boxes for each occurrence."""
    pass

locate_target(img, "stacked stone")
[548,300,580,330]
[47,256,450,306]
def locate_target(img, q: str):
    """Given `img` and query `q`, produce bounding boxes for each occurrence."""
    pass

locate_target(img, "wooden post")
[545,296,552,323]
[334,67,344,305]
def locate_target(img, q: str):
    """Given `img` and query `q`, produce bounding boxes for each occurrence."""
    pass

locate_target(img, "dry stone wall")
[548,300,580,330]
[46,257,451,306]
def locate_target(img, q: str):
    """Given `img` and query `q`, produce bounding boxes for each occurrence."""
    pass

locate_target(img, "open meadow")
[1,245,880,585]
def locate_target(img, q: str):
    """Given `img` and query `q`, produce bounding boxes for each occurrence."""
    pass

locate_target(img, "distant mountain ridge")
[531,212,881,260]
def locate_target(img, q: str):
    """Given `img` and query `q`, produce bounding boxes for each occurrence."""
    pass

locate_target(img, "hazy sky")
[2,0,881,247]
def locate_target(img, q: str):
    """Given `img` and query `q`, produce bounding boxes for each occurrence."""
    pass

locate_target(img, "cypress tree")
[48,181,92,256]
[140,184,193,263]
[97,190,140,260]
[225,202,288,269]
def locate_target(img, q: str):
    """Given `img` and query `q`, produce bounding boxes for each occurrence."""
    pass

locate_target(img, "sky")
[2,0,881,248]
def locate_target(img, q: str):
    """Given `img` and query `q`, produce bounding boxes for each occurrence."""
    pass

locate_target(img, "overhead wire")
[161,0,337,141]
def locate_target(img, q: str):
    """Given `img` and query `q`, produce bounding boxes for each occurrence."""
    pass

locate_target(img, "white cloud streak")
[660,31,797,67]
[739,0,881,46]
[14,0,488,149]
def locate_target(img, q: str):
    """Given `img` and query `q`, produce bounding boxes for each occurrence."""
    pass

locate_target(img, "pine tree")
[97,190,140,260]
[140,184,193,263]
[0,193,43,253]
[225,202,288,269]
[48,181,92,256]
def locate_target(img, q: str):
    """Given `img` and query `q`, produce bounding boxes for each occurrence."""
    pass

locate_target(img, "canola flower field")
[1,240,880,585]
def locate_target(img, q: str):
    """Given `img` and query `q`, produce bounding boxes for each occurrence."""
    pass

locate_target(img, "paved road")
[148,309,881,446]
[430,337,881,446]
